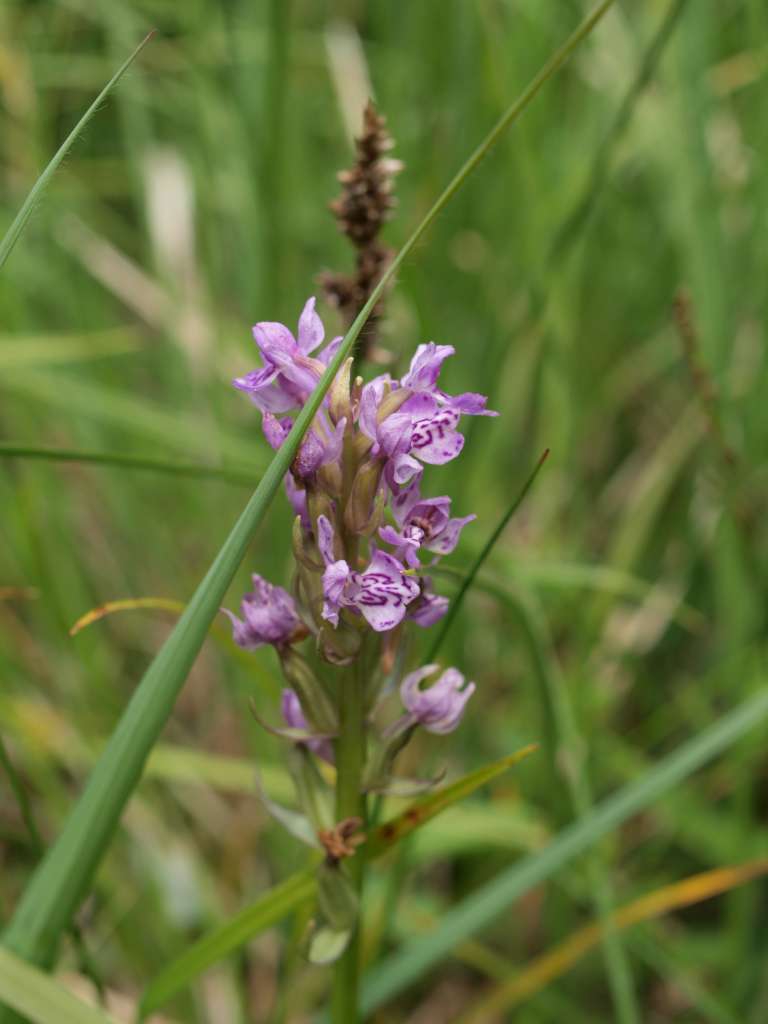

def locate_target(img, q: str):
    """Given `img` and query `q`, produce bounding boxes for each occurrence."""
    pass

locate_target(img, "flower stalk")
[330,657,368,1021]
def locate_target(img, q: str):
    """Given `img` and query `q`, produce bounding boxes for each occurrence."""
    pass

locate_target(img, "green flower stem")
[331,660,367,1023]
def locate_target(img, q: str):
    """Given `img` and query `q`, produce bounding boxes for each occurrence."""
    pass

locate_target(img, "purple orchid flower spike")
[380,482,476,567]
[223,575,301,650]
[400,663,475,734]
[317,514,419,632]
[233,297,341,413]
[281,689,335,763]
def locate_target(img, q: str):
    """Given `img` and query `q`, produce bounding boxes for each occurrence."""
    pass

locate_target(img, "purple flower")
[233,297,341,413]
[358,364,496,487]
[407,577,449,627]
[223,575,300,650]
[400,342,498,418]
[380,482,475,567]
[400,664,475,734]
[317,515,419,632]
[284,473,310,531]
[400,343,455,392]
[292,414,346,481]
[281,689,334,763]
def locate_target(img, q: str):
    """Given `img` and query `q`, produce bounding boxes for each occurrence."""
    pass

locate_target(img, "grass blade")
[426,449,549,661]
[360,684,768,1013]
[459,859,768,1021]
[0,34,154,272]
[140,745,536,1013]
[68,598,186,637]
[366,744,538,858]
[0,444,257,486]
[0,0,615,986]
[138,870,317,1020]
[0,949,118,1024]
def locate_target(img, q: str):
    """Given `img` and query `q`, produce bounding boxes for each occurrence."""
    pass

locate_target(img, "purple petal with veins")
[400,342,455,391]
[296,296,325,354]
[400,664,475,733]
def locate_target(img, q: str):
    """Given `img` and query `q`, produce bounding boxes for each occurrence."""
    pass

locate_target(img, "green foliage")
[0,949,117,1024]
[2,0,767,1020]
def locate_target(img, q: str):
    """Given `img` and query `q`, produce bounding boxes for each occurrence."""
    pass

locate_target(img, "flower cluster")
[224,297,494,780]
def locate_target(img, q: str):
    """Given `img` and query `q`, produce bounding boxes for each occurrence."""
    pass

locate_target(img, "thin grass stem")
[0,443,257,486]
[426,449,549,662]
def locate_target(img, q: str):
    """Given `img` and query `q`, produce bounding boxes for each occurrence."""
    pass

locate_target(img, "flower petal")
[317,514,337,566]
[428,513,476,556]
[401,342,455,391]
[297,296,325,354]
[410,409,465,464]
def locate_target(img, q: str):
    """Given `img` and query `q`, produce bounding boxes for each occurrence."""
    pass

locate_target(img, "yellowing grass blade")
[458,859,768,1022]
[69,598,185,636]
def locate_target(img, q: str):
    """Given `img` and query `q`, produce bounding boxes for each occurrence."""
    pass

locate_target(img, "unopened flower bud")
[375,385,411,423]
[344,459,384,534]
[317,459,343,499]
[279,647,338,734]
[317,620,363,665]
[292,516,324,571]
[329,356,353,426]
[308,492,337,537]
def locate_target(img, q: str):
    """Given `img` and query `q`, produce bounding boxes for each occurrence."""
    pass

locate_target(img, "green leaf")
[0,327,142,370]
[359,685,768,1013]
[140,744,537,1012]
[0,948,118,1024]
[366,744,538,858]
[426,450,549,661]
[138,870,318,1019]
[2,371,263,469]
[0,35,153,272]
[307,928,351,966]
[0,0,615,986]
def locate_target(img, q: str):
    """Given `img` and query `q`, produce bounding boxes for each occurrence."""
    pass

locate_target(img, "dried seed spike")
[319,100,402,360]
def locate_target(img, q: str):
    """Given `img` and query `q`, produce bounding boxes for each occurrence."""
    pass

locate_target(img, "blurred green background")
[1,0,767,1021]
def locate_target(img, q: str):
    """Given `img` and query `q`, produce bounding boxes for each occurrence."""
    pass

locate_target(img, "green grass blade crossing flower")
[0,34,154,272]
[0,0,617,998]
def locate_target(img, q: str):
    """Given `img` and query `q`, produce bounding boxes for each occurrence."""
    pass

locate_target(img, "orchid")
[226,295,497,983]
[400,663,476,734]
[222,574,301,650]
[381,481,476,567]
[317,514,419,632]
[233,297,341,413]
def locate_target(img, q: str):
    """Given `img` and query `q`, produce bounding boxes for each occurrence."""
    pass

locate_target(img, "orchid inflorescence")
[224,296,494,959]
